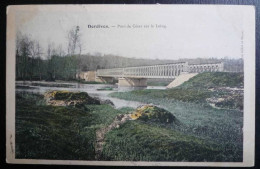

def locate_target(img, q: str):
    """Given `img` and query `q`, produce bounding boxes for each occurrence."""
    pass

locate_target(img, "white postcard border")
[6,5,255,167]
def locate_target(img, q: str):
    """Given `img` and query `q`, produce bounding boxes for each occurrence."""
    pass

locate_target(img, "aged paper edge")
[6,5,255,166]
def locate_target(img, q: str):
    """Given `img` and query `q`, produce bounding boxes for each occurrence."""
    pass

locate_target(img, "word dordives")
[88,24,109,28]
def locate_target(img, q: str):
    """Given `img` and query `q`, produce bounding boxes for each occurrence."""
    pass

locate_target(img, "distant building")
[76,71,96,81]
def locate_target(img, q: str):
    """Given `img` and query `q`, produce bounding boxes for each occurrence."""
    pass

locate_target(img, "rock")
[130,105,178,124]
[44,90,100,107]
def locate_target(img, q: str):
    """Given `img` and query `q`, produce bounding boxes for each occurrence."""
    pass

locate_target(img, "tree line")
[16,26,81,81]
[15,26,243,81]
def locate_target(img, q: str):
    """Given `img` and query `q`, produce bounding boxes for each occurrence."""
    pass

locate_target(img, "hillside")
[180,72,243,89]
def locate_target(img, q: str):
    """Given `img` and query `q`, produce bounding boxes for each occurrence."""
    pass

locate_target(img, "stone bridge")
[94,62,224,87]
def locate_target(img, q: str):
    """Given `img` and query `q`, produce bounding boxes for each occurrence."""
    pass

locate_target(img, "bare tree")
[35,41,43,80]
[67,26,82,56]
[57,44,65,57]
[47,42,58,80]
[67,26,84,79]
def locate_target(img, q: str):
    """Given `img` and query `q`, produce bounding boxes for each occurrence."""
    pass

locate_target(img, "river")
[16,81,166,109]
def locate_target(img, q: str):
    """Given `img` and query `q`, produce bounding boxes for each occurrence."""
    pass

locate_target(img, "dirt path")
[95,114,132,160]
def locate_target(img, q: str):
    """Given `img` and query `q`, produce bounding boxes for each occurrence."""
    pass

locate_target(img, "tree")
[16,33,33,80]
[46,42,58,81]
[35,41,44,80]
[67,26,84,79]
[67,26,82,56]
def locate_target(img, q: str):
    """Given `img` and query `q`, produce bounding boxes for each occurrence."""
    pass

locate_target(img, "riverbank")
[108,72,244,161]
[15,90,242,161]
[15,91,128,160]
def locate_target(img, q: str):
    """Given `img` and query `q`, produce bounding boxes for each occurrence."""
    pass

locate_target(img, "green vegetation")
[97,87,114,91]
[110,72,243,108]
[108,72,243,161]
[122,88,210,103]
[215,96,243,110]
[118,107,135,114]
[147,81,169,86]
[16,72,244,162]
[102,121,240,161]
[180,72,243,89]
[15,92,123,160]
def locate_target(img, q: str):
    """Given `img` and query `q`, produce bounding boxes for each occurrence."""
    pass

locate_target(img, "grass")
[16,72,244,161]
[123,88,210,103]
[15,92,124,160]
[180,72,243,89]
[108,72,243,161]
[102,121,241,162]
[97,87,114,91]
[110,72,243,108]
[111,72,243,104]
[147,81,170,86]
[109,93,243,144]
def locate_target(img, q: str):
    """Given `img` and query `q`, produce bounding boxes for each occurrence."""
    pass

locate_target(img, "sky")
[15,5,246,60]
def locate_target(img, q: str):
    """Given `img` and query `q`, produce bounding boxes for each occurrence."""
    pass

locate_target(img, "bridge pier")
[95,77,114,83]
[118,78,147,87]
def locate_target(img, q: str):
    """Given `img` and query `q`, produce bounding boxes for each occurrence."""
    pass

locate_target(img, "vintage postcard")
[6,5,255,166]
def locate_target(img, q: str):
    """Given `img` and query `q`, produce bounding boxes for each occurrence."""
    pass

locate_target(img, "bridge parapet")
[97,62,187,79]
[96,62,224,79]
[188,62,224,73]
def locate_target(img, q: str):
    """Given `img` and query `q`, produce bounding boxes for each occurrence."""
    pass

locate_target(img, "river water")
[16,81,166,109]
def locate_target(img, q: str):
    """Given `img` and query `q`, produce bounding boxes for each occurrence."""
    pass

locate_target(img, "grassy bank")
[147,81,170,86]
[102,120,240,161]
[180,72,243,89]
[111,72,243,104]
[15,92,124,160]
[108,72,243,161]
